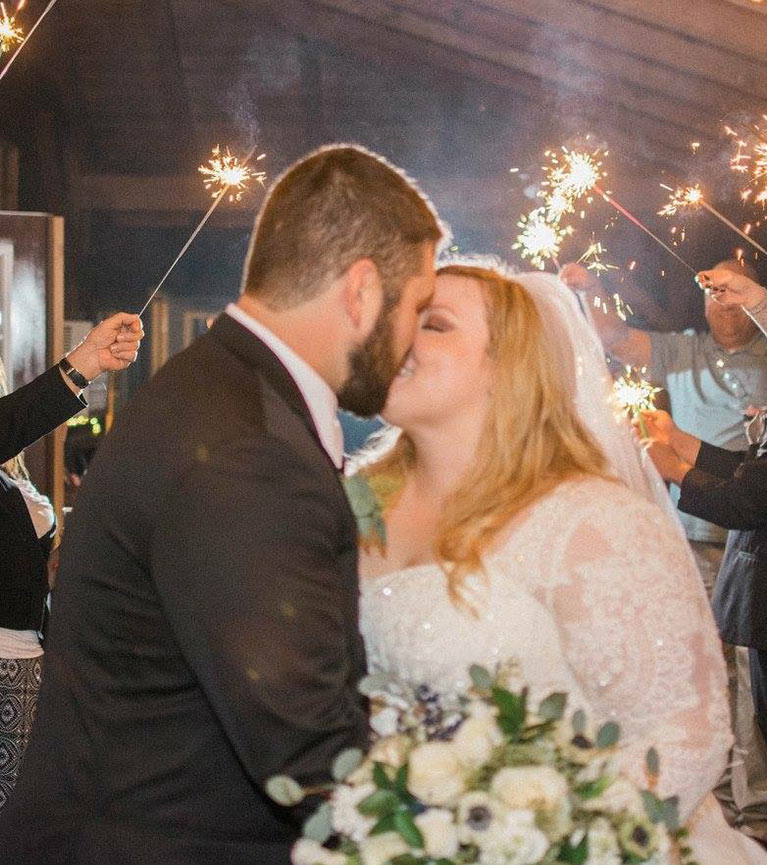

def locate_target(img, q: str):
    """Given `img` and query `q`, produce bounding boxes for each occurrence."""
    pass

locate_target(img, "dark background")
[3,0,767,389]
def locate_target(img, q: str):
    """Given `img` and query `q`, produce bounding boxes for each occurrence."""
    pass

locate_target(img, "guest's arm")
[0,312,142,463]
[678,448,767,531]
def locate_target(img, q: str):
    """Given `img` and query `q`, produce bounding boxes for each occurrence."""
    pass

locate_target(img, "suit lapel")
[208,313,341,476]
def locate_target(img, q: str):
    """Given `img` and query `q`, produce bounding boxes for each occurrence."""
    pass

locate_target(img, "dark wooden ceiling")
[3,0,767,314]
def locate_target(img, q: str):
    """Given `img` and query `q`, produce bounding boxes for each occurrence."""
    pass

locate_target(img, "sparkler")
[592,184,697,274]
[577,236,618,276]
[541,146,605,220]
[138,144,263,317]
[0,1,23,55]
[198,146,265,202]
[612,368,661,438]
[659,183,767,258]
[512,207,572,271]
[0,0,58,85]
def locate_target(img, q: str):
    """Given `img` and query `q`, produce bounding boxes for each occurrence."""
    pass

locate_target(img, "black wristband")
[58,357,90,389]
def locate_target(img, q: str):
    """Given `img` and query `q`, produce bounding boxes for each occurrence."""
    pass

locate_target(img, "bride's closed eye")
[421,313,451,332]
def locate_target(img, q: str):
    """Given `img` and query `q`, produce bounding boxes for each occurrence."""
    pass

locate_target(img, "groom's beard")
[338,308,403,417]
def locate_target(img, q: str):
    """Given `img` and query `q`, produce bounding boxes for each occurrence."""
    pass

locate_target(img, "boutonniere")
[341,472,402,553]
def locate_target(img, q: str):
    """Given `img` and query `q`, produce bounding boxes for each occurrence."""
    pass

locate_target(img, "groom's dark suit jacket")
[1,314,368,865]
[678,440,767,651]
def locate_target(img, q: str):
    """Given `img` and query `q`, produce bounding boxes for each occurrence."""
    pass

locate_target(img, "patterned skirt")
[0,656,42,810]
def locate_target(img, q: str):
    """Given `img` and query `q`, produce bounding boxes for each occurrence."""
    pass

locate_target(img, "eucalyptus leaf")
[538,692,567,722]
[645,747,660,776]
[662,796,680,832]
[265,775,304,806]
[332,747,364,782]
[302,801,333,843]
[574,775,613,800]
[571,709,587,735]
[469,664,494,690]
[596,721,620,748]
[641,790,664,824]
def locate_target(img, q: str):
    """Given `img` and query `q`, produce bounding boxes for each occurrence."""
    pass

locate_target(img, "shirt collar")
[225,304,343,468]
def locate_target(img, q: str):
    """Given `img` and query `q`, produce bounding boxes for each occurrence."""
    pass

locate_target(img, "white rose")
[291,838,348,865]
[415,808,459,858]
[491,766,569,811]
[330,783,376,844]
[359,831,408,865]
[482,809,550,865]
[370,706,399,738]
[452,711,504,768]
[585,817,621,865]
[368,734,410,768]
[407,741,466,806]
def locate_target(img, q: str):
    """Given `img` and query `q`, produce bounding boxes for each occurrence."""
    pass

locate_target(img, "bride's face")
[382,273,494,430]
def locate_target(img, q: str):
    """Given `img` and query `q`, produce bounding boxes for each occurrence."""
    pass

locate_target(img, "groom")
[1,145,441,863]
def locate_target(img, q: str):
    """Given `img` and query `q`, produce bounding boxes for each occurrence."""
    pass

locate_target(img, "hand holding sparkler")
[635,408,698,487]
[696,267,767,311]
[558,261,602,294]
[612,369,661,439]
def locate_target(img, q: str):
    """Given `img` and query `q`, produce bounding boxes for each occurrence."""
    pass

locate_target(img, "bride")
[355,262,766,863]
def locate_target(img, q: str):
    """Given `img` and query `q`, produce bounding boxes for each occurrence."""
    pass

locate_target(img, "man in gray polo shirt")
[561,258,767,840]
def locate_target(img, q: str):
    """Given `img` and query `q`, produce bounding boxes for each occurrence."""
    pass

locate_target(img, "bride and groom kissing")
[2,145,764,864]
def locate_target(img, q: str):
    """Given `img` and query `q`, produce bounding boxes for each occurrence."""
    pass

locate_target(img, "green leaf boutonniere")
[342,472,402,553]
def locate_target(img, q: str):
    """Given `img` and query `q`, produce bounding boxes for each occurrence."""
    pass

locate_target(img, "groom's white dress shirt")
[225,303,344,469]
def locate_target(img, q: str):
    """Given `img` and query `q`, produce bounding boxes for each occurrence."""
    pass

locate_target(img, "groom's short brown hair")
[241,144,443,309]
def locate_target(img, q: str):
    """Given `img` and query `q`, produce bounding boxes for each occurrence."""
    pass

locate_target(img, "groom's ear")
[341,258,384,337]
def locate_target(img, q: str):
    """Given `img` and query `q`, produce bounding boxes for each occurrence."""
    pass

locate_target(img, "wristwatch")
[58,356,91,390]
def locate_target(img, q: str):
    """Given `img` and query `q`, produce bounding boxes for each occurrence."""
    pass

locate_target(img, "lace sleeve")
[542,485,732,821]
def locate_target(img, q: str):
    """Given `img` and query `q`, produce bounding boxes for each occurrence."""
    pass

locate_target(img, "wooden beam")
[230,0,699,165]
[580,0,767,63]
[477,0,767,97]
[313,0,729,140]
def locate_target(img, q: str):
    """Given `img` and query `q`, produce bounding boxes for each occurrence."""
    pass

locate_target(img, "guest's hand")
[67,313,144,382]
[696,267,766,310]
[644,438,693,486]
[558,262,601,294]
[635,409,675,446]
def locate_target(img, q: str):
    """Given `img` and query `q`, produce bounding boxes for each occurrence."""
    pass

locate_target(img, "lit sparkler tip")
[0,2,24,55]
[198,145,265,202]
[658,184,703,217]
[612,369,661,416]
[512,207,572,271]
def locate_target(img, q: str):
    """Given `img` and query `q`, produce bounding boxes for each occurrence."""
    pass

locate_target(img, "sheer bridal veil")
[511,270,686,536]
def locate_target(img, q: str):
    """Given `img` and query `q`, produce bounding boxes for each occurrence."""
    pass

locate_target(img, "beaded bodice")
[360,476,732,821]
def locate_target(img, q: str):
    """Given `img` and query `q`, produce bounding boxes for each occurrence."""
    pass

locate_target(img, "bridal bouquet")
[267,664,693,865]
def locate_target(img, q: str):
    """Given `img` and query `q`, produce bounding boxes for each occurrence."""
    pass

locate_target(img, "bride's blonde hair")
[362,261,612,605]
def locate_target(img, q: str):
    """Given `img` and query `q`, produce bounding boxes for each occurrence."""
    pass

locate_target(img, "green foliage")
[492,686,527,741]
[538,692,568,722]
[596,721,620,748]
[332,747,364,782]
[557,833,589,864]
[302,801,333,843]
[264,775,304,806]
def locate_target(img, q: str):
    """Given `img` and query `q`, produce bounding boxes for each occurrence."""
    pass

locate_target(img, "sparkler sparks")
[138,144,265,317]
[541,146,606,220]
[577,236,618,276]
[198,146,265,202]
[0,2,23,55]
[658,184,703,217]
[512,207,572,271]
[613,368,661,437]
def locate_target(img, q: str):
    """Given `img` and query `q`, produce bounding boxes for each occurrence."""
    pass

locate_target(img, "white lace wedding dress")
[360,475,767,864]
